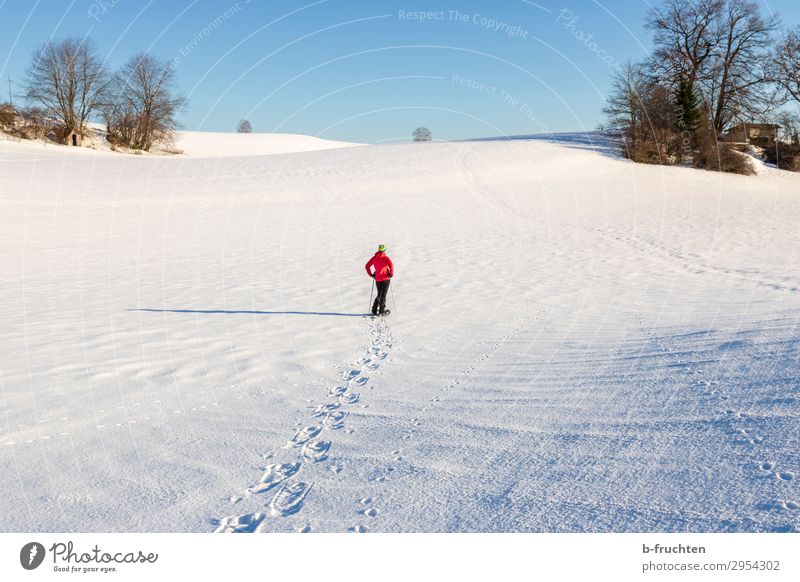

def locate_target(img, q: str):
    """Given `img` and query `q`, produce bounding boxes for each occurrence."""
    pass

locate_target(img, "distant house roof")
[724,123,780,144]
[728,123,780,129]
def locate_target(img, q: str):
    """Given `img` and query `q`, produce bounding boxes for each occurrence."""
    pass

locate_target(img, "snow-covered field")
[0,131,798,533]
[173,130,361,157]
[0,129,360,157]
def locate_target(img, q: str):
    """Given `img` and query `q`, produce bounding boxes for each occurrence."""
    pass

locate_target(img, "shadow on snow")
[464,131,621,160]
[129,308,368,317]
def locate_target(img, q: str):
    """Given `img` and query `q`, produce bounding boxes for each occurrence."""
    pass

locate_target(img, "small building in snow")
[725,123,779,147]
[65,130,82,146]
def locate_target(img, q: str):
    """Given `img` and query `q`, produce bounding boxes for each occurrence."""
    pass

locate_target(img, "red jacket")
[365,252,394,282]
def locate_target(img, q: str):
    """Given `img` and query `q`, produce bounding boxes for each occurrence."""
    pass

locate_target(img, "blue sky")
[1,0,799,143]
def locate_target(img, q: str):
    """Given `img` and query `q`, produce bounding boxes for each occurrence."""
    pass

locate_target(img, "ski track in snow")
[212,317,393,533]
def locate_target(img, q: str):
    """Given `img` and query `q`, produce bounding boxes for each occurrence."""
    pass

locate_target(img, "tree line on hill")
[1,37,185,152]
[604,0,800,173]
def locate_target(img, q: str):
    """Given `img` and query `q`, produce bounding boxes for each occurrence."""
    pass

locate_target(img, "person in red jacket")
[365,244,394,316]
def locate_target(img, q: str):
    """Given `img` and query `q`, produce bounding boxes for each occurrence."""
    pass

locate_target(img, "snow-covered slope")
[173,130,361,157]
[0,129,360,158]
[0,134,798,532]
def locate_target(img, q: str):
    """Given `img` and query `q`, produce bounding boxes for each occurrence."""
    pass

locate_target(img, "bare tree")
[646,0,723,89]
[236,119,252,133]
[775,111,800,144]
[603,62,679,162]
[775,26,800,105]
[603,61,649,144]
[646,0,779,134]
[412,126,431,142]
[20,106,58,142]
[610,0,775,174]
[702,0,778,133]
[24,37,110,144]
[0,103,15,132]
[106,53,185,151]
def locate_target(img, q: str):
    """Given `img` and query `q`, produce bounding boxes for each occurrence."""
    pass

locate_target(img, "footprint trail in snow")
[213,317,393,532]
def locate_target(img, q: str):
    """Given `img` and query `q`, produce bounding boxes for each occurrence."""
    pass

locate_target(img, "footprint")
[248,462,301,494]
[354,377,369,386]
[213,512,266,533]
[359,497,373,505]
[349,524,368,533]
[229,495,243,505]
[288,425,322,447]
[786,501,800,510]
[778,472,794,481]
[339,392,360,405]
[363,507,379,517]
[367,468,388,483]
[343,370,360,380]
[760,462,775,471]
[299,524,312,533]
[269,482,312,517]
[327,386,347,398]
[323,410,348,429]
[330,464,343,474]
[757,500,787,511]
[312,403,340,417]
[301,440,331,462]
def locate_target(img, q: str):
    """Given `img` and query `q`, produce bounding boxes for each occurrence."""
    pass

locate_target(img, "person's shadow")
[129,308,368,317]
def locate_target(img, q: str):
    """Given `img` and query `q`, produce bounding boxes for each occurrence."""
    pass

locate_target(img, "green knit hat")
[378,244,386,252]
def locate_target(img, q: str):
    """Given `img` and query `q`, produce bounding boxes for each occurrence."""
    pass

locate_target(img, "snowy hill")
[173,130,362,157]
[0,128,361,157]
[0,133,798,532]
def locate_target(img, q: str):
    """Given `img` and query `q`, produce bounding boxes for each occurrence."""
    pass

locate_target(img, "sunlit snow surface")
[0,132,798,532]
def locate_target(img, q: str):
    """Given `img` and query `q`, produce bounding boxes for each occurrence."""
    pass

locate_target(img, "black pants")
[372,279,390,314]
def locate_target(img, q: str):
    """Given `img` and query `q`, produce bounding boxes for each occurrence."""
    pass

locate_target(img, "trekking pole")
[390,281,397,314]
[368,279,375,315]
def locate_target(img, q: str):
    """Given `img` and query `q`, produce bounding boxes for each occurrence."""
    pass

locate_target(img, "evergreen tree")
[675,78,700,134]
